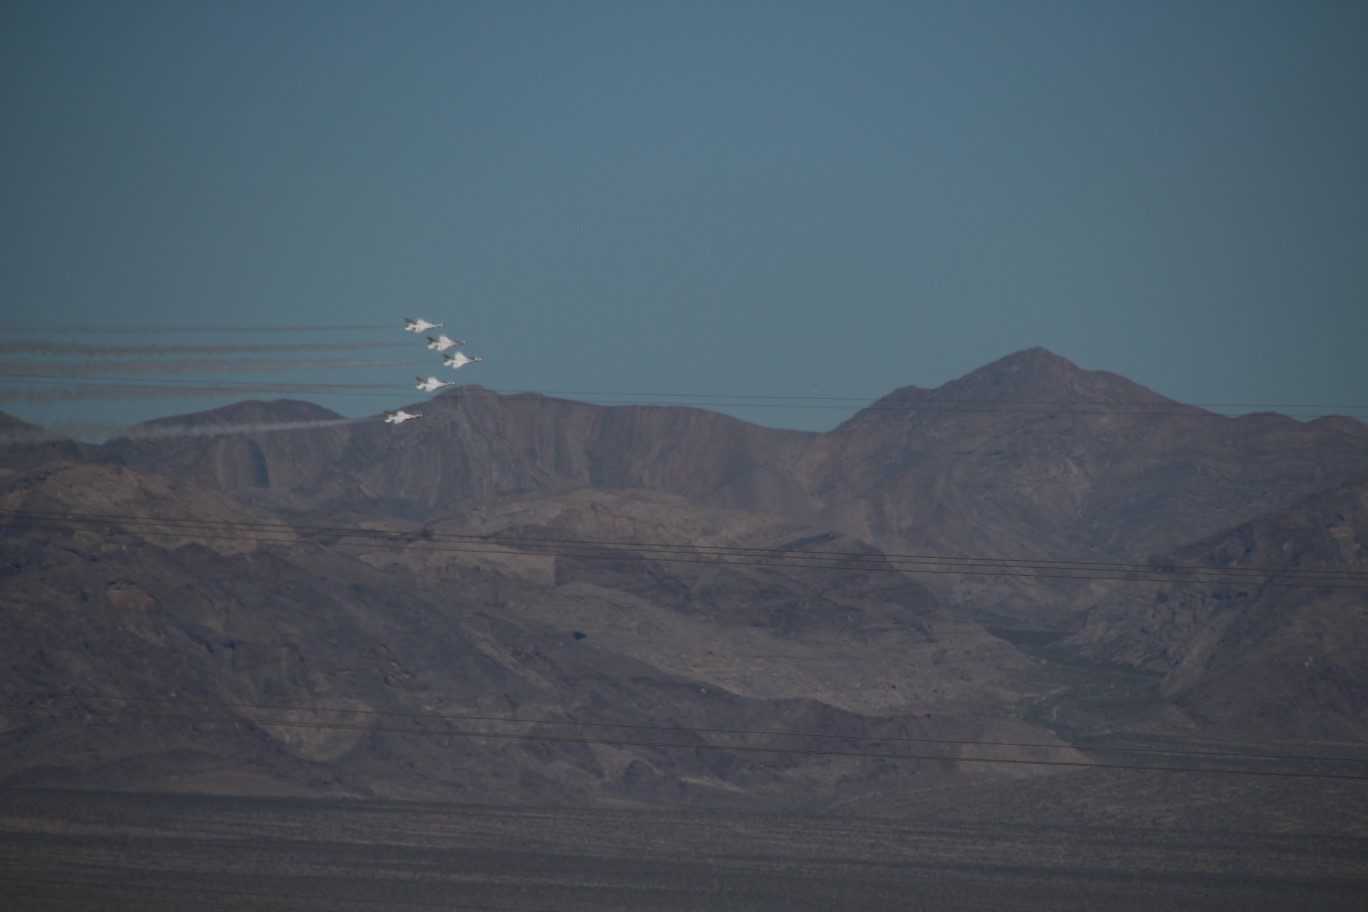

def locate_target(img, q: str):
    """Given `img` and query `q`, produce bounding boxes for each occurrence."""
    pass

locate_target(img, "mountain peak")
[0,410,41,434]
[942,347,1175,406]
[984,346,1079,375]
[845,348,1176,431]
[136,399,344,429]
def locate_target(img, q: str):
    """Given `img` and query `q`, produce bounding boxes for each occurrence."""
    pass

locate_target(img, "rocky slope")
[0,458,1065,805]
[1067,478,1368,740]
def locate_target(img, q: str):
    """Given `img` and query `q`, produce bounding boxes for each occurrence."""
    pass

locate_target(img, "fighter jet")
[404,317,444,333]
[442,351,484,371]
[384,409,422,425]
[415,375,452,392]
[426,333,467,351]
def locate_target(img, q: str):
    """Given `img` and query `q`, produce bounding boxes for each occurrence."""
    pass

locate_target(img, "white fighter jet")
[404,317,444,333]
[384,409,422,425]
[415,375,452,392]
[443,351,484,371]
[426,333,467,351]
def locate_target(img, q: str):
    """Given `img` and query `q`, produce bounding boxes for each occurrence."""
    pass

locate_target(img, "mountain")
[0,409,92,472]
[106,399,350,494]
[108,349,1368,623]
[0,412,41,435]
[137,398,345,430]
[111,389,825,516]
[3,348,1366,804]
[803,347,1368,619]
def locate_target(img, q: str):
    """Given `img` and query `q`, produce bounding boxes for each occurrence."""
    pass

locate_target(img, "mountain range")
[2,347,1365,806]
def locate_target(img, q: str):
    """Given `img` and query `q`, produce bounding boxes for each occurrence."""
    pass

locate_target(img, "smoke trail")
[1,417,359,446]
[0,324,391,334]
[0,380,406,405]
[0,340,413,356]
[0,358,430,377]
[114,416,359,441]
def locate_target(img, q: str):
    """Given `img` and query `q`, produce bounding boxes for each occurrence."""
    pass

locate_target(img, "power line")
[5,508,1366,590]
[16,505,1368,576]
[4,370,1367,413]
[21,505,1368,585]
[1,318,1349,424]
[3,699,1364,781]
[2,373,1365,419]
[7,689,1364,766]
[9,515,1367,592]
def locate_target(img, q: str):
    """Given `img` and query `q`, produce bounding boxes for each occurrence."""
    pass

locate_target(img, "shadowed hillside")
[1067,478,1368,741]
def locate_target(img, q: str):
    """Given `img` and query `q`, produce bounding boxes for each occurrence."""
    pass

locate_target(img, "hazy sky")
[3,0,1366,434]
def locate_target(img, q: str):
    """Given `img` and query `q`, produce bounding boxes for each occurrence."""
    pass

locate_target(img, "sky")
[3,0,1366,436]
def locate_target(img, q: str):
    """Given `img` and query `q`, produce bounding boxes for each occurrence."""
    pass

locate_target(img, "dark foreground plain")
[3,780,1366,912]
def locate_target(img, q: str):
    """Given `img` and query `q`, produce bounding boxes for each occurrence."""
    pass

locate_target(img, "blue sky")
[3,0,1366,434]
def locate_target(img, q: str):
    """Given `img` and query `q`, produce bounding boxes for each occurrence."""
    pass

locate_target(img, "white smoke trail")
[0,324,390,334]
[0,380,404,405]
[113,416,360,441]
[0,340,413,356]
[0,358,429,377]
[1,416,360,446]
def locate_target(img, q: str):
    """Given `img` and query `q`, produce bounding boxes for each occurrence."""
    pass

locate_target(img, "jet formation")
[415,376,452,392]
[443,351,484,371]
[426,334,466,351]
[386,316,486,427]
